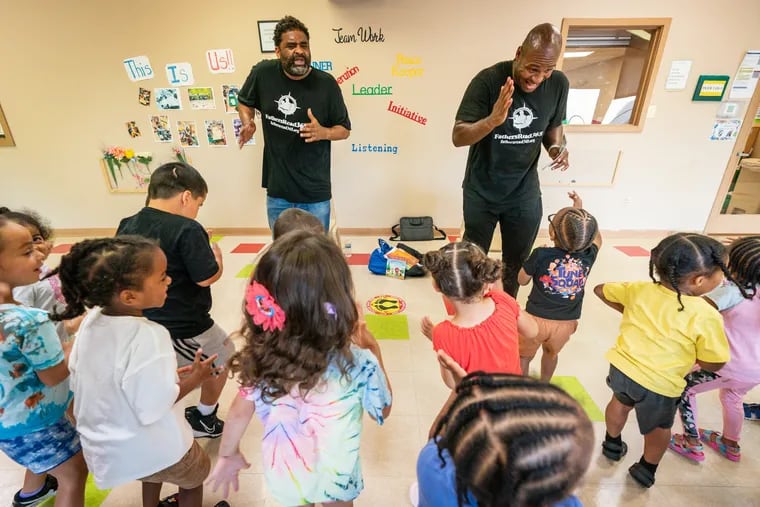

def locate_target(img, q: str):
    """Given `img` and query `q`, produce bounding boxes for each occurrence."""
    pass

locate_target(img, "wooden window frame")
[0,102,15,147]
[558,18,671,133]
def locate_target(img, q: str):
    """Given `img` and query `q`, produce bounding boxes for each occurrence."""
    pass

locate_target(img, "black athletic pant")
[462,189,542,297]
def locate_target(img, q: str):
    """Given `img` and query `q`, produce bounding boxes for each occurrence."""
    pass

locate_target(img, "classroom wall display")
[155,88,181,110]
[6,2,757,233]
[101,147,153,193]
[206,48,235,73]
[692,75,730,101]
[166,62,195,86]
[123,55,154,82]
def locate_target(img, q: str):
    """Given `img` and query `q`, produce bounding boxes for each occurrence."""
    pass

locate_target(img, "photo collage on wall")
[122,52,253,149]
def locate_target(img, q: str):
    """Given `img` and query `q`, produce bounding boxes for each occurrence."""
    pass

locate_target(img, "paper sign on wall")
[166,62,195,86]
[206,49,236,74]
[665,60,692,90]
[710,119,741,141]
[123,56,154,82]
[729,50,760,100]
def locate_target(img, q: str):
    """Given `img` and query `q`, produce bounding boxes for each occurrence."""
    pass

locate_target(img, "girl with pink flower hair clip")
[208,230,393,507]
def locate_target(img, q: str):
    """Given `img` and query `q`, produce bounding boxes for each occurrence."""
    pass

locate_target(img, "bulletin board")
[537,148,622,187]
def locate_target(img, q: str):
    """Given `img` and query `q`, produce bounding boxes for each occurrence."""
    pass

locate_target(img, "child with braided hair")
[517,191,601,381]
[594,233,732,488]
[207,231,392,506]
[421,241,538,389]
[56,236,222,506]
[669,236,760,463]
[414,350,593,507]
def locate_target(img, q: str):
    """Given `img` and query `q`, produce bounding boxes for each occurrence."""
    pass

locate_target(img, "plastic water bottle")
[343,242,352,257]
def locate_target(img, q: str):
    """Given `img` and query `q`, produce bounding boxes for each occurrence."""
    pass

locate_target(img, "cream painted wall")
[1,0,758,231]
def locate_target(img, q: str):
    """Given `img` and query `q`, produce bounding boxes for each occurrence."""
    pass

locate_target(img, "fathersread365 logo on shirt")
[265,92,305,134]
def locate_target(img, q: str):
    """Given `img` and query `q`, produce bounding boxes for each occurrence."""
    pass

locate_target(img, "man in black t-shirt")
[237,15,351,233]
[453,23,569,296]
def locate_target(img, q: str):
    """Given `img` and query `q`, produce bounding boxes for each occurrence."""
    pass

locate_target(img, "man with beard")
[237,15,351,232]
[453,23,569,297]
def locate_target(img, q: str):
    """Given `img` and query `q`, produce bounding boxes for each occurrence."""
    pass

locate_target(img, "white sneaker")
[408,481,419,507]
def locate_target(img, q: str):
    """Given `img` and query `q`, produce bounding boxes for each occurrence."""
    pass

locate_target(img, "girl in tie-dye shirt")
[208,231,393,506]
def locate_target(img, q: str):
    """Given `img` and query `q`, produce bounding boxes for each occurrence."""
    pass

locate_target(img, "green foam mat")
[235,264,255,278]
[364,314,410,340]
[40,474,109,506]
[551,376,605,422]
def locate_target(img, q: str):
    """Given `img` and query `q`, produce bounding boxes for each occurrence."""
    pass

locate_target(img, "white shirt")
[69,307,193,489]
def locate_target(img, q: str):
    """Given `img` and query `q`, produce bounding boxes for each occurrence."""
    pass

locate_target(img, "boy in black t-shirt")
[117,162,234,438]
[517,191,601,382]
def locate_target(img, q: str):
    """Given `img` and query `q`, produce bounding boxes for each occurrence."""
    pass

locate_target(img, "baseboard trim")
[53,227,674,239]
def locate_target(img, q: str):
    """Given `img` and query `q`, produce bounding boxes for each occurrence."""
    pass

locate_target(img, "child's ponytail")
[423,242,501,303]
[470,255,502,286]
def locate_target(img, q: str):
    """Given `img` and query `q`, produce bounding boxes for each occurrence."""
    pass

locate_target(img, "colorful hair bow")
[245,281,286,331]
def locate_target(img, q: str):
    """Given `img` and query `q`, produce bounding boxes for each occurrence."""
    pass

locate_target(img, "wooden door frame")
[704,77,760,235]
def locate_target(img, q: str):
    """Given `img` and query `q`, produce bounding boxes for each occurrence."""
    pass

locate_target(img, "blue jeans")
[266,196,331,233]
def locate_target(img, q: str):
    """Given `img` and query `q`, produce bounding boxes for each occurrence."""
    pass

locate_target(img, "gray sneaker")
[12,475,57,507]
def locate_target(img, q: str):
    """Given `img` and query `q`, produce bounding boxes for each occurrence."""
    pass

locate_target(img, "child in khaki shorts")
[517,192,601,381]
[140,440,209,491]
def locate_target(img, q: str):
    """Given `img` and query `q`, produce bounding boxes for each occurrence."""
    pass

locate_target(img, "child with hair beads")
[414,350,592,507]
[421,241,538,388]
[595,233,731,488]
[56,236,223,507]
[0,217,88,506]
[1,207,83,343]
[117,162,234,439]
[207,231,392,507]
[669,236,760,463]
[517,191,601,381]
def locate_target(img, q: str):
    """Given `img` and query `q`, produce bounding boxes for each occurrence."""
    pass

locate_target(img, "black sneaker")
[12,475,58,507]
[185,405,224,438]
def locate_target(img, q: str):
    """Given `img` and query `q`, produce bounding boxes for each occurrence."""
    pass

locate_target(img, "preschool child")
[421,241,538,388]
[595,233,731,487]
[517,191,601,381]
[0,217,87,506]
[117,162,233,439]
[669,236,760,463]
[57,236,221,506]
[207,231,392,506]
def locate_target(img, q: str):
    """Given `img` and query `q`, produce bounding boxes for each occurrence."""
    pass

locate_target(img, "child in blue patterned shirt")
[0,216,87,505]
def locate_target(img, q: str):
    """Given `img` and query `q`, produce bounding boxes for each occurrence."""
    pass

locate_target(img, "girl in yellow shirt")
[594,233,732,488]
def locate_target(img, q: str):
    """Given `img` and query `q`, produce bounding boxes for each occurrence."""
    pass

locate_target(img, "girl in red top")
[421,242,538,388]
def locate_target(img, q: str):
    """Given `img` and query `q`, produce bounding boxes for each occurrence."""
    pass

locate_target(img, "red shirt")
[432,291,521,374]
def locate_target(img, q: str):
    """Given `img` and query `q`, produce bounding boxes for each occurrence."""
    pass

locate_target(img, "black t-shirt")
[456,61,568,204]
[116,207,218,339]
[237,59,351,203]
[523,244,599,320]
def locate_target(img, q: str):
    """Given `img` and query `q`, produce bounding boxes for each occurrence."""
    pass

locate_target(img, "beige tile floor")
[2,233,759,507]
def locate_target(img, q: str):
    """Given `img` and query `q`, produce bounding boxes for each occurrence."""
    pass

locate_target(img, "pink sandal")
[699,428,741,462]
[668,433,705,462]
